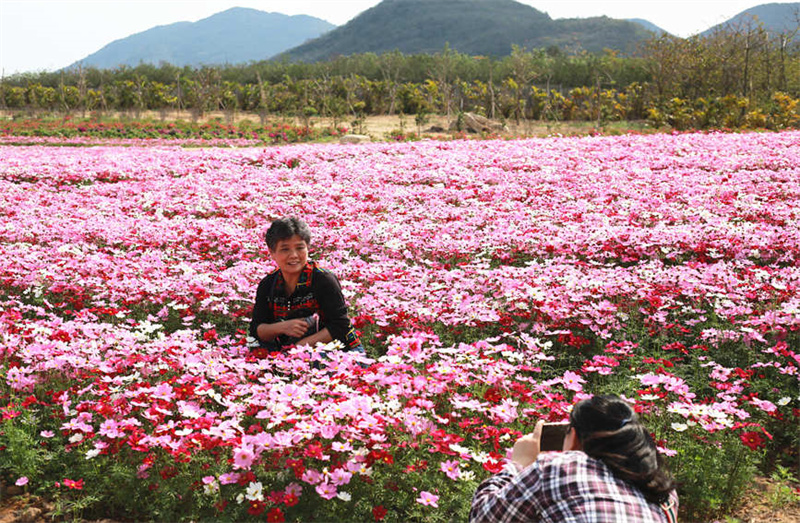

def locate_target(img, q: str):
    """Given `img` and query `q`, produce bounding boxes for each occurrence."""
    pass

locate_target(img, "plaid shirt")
[470,451,678,523]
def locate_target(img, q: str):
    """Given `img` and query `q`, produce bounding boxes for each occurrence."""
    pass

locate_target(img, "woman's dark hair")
[265,217,311,251]
[569,395,675,504]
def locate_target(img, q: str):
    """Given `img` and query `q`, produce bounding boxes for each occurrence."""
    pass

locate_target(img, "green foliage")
[0,415,54,482]
[767,466,800,510]
[670,430,761,520]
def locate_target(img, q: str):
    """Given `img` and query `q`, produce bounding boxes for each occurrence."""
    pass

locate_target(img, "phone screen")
[540,422,570,451]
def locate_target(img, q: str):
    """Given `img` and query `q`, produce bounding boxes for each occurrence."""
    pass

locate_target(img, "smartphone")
[540,422,570,451]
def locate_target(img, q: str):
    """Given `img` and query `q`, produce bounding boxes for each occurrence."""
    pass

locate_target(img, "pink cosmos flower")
[319,424,341,439]
[285,482,303,497]
[440,459,461,480]
[561,371,585,392]
[219,472,240,485]
[416,491,439,507]
[301,469,322,485]
[15,477,29,487]
[99,419,125,439]
[490,398,519,423]
[329,468,353,487]
[315,482,338,500]
[233,443,256,470]
[750,397,777,413]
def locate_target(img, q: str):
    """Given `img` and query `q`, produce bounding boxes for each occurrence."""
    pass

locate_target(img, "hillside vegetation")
[281,0,651,61]
[702,2,800,36]
[70,8,335,69]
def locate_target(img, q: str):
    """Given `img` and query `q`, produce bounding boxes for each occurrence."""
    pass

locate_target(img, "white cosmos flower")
[472,451,490,464]
[460,471,476,482]
[245,481,264,501]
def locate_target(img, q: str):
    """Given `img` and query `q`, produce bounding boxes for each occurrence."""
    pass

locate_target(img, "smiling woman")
[249,217,363,354]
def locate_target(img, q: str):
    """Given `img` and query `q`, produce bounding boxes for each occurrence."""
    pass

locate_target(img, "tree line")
[2,20,798,130]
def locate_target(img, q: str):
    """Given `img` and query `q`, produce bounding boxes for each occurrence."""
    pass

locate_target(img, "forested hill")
[280,0,654,62]
[627,19,670,35]
[701,2,800,36]
[69,8,335,69]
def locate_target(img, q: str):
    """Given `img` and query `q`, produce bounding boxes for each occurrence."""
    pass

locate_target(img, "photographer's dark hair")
[569,395,676,504]
[265,217,311,251]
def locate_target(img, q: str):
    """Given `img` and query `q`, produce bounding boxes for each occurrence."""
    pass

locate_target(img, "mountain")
[701,2,800,36]
[627,18,671,35]
[69,7,335,69]
[280,0,653,62]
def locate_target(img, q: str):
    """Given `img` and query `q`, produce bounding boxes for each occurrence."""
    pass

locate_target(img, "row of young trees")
[2,20,798,128]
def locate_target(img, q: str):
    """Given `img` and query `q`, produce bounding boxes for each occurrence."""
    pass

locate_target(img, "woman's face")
[270,235,308,278]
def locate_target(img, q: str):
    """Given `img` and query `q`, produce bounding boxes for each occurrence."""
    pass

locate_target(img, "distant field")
[0,109,654,140]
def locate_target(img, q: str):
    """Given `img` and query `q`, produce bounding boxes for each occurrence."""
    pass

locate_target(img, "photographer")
[470,395,678,522]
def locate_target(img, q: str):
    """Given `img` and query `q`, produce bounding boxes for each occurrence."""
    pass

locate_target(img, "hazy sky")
[1,0,796,74]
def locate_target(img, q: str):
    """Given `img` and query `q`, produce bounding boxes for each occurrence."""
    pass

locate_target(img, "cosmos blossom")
[417,491,440,507]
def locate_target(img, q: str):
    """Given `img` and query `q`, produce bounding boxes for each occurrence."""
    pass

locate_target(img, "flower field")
[0,118,348,147]
[1,131,799,521]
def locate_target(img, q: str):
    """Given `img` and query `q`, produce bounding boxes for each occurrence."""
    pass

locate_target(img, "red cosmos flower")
[483,452,504,474]
[267,490,285,504]
[214,500,228,512]
[237,471,257,486]
[63,478,84,490]
[484,387,503,402]
[283,492,299,507]
[482,458,504,474]
[247,500,265,516]
[367,449,394,466]
[175,383,195,399]
[373,505,388,521]
[304,441,325,459]
[267,507,285,522]
[159,466,178,480]
[2,407,21,420]
[285,458,305,478]
[740,431,766,450]
[250,347,270,359]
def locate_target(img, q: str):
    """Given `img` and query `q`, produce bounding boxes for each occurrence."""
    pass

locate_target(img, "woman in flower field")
[470,395,678,523]
[249,217,363,354]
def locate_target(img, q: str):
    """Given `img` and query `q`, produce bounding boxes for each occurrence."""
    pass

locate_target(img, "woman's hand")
[280,319,311,339]
[511,420,545,470]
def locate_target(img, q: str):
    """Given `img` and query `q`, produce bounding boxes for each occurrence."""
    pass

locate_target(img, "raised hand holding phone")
[510,420,545,469]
